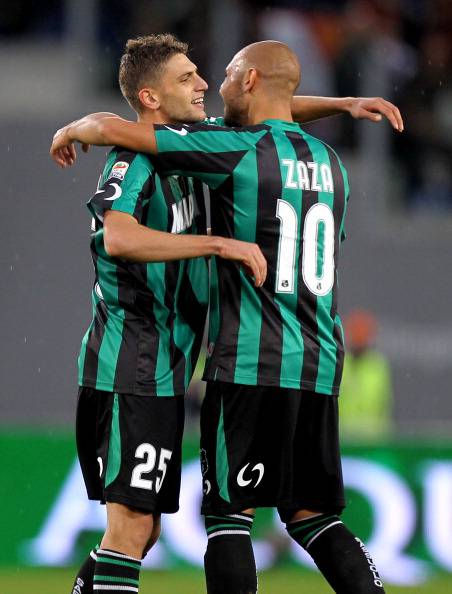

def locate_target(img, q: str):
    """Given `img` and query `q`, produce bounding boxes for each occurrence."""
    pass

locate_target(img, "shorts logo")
[109,161,129,180]
[200,448,209,476]
[237,462,264,488]
[203,479,212,495]
[97,456,103,478]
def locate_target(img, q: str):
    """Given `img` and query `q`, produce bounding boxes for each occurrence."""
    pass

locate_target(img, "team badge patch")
[109,161,129,180]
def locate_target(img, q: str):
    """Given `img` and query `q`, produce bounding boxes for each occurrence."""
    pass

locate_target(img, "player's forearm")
[63,114,157,153]
[104,221,222,262]
[291,96,352,123]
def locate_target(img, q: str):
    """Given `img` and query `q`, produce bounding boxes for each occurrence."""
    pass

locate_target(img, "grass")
[2,567,452,594]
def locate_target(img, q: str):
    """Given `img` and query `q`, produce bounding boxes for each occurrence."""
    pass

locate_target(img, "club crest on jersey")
[109,161,129,180]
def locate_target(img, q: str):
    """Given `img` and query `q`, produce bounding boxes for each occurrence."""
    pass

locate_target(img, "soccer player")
[52,40,403,594]
[66,35,267,594]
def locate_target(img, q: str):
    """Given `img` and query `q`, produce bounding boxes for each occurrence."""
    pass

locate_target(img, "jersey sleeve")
[88,149,155,224]
[153,122,268,189]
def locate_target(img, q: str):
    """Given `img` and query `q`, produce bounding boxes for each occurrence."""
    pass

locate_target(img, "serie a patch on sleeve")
[109,161,130,180]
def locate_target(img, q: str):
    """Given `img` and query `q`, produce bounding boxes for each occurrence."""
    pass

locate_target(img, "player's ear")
[243,68,258,93]
[138,87,161,111]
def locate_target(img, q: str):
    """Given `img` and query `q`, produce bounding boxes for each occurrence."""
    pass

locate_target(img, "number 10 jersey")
[154,119,350,395]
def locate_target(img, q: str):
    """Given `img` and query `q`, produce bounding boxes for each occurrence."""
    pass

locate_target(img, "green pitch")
[2,568,452,594]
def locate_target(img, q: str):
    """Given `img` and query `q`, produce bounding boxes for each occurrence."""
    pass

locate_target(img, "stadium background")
[1,0,452,592]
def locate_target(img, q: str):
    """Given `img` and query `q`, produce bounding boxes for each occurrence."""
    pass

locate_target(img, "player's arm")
[51,114,157,167]
[103,211,267,287]
[291,96,404,131]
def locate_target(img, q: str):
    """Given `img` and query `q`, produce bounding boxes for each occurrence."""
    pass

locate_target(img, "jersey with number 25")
[154,119,350,396]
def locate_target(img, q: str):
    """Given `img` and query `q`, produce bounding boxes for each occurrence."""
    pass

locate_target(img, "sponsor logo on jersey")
[237,463,265,488]
[165,125,188,136]
[109,161,129,180]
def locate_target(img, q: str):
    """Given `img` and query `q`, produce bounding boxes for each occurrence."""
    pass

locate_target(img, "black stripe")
[192,178,207,234]
[286,132,320,389]
[208,177,242,376]
[254,131,284,383]
[155,150,247,176]
[325,146,346,390]
[176,264,208,371]
[154,122,269,133]
[81,236,107,385]
[113,261,140,392]
[132,173,155,222]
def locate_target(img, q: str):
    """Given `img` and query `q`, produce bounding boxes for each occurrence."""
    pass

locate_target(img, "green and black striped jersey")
[78,147,209,396]
[154,119,349,395]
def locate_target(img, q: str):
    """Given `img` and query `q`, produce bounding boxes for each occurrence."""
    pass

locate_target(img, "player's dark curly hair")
[119,33,188,113]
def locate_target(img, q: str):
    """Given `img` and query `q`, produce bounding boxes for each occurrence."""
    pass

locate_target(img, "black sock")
[71,546,98,594]
[93,548,141,593]
[204,513,257,594]
[287,514,385,593]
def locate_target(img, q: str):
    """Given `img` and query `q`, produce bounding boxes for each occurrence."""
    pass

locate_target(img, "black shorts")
[76,387,184,514]
[200,381,345,522]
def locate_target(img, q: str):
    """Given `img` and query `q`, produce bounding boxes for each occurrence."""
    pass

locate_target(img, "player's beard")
[160,92,206,124]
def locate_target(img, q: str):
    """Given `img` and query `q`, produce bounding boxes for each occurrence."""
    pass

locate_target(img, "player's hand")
[50,124,92,168]
[51,125,77,167]
[348,97,404,132]
[217,238,267,287]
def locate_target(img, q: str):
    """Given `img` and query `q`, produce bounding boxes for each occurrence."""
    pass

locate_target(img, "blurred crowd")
[2,0,451,211]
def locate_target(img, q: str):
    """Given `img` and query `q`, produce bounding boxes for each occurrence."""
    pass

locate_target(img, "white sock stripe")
[90,551,98,561]
[208,530,251,539]
[227,514,254,523]
[93,586,138,592]
[96,549,141,563]
[305,521,343,550]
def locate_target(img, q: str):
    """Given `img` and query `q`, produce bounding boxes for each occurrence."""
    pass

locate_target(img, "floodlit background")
[1,1,452,592]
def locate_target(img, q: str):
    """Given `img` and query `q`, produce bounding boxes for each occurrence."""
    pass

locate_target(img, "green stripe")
[216,398,230,502]
[95,556,140,570]
[94,576,140,585]
[288,514,336,536]
[207,523,250,534]
[93,235,124,389]
[206,514,251,521]
[299,521,339,547]
[105,394,121,487]
[234,151,261,383]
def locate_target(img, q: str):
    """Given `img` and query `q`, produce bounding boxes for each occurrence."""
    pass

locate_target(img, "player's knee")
[143,514,161,557]
[105,502,154,555]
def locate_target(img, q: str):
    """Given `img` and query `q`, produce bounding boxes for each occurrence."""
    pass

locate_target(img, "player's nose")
[196,74,208,91]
